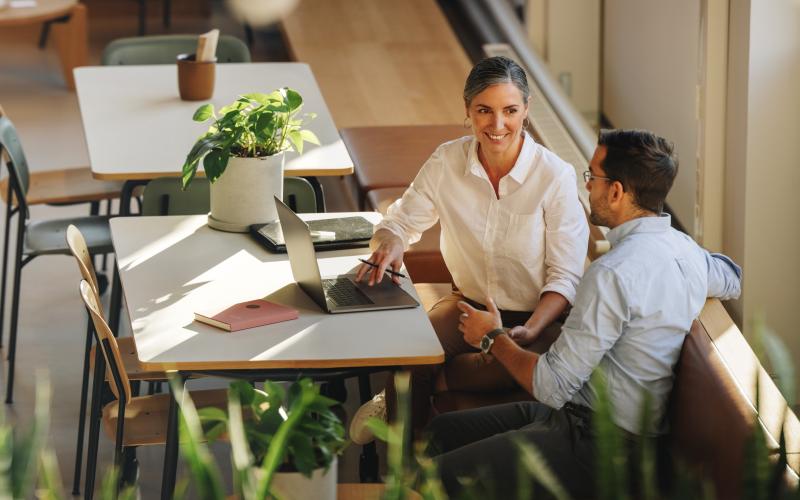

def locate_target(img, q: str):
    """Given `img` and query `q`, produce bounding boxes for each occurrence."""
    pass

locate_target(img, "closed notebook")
[194,299,298,332]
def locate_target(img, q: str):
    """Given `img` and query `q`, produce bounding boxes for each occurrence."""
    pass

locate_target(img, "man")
[424,129,742,498]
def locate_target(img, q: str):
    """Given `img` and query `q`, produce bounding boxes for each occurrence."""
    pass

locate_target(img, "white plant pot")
[207,153,285,232]
[270,458,337,500]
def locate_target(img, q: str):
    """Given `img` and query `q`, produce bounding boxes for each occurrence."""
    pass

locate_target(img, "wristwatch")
[480,328,506,355]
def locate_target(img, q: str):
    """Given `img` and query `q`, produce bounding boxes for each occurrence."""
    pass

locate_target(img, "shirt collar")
[465,132,536,185]
[606,213,672,247]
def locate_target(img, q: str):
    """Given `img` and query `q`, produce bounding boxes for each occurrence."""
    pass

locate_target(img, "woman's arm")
[508,291,568,345]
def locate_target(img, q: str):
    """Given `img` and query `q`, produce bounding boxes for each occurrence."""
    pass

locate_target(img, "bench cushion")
[342,125,466,207]
[367,187,452,283]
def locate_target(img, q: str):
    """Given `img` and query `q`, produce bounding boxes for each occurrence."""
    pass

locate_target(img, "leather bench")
[341,125,467,209]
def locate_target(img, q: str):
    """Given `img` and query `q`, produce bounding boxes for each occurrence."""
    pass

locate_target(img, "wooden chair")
[101,34,251,65]
[66,225,166,496]
[78,279,228,497]
[0,112,114,405]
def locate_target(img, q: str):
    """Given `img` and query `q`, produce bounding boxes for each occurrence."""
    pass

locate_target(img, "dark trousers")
[425,401,607,499]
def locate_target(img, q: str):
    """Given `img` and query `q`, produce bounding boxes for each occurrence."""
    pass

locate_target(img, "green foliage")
[591,369,630,500]
[367,372,447,500]
[197,378,346,498]
[181,88,320,188]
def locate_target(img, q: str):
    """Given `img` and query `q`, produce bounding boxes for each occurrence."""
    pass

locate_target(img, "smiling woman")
[348,56,591,445]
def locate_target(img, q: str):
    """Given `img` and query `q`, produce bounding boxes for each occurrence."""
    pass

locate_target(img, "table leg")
[357,373,379,482]
[160,375,183,500]
[303,176,326,212]
[51,3,88,91]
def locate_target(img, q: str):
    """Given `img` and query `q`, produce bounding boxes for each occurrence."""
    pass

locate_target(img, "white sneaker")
[349,390,387,445]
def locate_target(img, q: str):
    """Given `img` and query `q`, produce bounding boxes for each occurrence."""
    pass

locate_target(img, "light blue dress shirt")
[533,214,742,435]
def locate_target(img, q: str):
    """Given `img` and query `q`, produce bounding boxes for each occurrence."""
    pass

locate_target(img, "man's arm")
[456,298,540,394]
[705,252,742,300]
[489,335,539,393]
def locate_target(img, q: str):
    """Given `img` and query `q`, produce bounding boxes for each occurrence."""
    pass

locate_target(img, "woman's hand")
[457,298,502,348]
[507,325,539,346]
[355,229,405,285]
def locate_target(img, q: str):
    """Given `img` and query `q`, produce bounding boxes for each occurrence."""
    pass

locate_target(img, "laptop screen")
[274,197,328,309]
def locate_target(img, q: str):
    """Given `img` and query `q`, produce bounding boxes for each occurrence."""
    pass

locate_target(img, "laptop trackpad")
[350,276,418,306]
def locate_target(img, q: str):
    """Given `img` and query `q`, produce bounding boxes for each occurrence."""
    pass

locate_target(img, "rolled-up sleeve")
[540,168,590,304]
[533,264,628,408]
[375,148,443,251]
[706,252,742,300]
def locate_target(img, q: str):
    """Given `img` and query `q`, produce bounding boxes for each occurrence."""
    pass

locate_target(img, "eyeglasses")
[583,170,613,183]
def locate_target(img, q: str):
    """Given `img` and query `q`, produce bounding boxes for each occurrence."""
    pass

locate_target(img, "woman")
[350,56,589,443]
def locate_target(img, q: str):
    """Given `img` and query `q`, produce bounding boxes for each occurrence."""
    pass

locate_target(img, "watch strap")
[486,328,506,340]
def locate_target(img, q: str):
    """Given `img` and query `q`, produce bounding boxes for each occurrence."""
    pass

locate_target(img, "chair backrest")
[79,280,132,404]
[141,176,317,216]
[284,177,317,213]
[0,107,30,203]
[142,177,210,216]
[66,225,100,297]
[101,34,251,65]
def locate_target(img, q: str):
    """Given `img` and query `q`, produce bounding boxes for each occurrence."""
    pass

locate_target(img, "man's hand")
[457,298,502,348]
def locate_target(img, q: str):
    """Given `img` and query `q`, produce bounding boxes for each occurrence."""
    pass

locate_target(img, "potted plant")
[181,87,319,232]
[198,378,347,500]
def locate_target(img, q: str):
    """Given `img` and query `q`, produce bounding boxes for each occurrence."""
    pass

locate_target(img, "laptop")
[274,197,419,313]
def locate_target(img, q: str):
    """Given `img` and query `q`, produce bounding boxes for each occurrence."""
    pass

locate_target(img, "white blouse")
[376,132,589,311]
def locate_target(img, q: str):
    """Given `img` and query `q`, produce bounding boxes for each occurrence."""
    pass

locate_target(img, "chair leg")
[4,214,26,404]
[163,0,171,28]
[137,0,146,36]
[72,317,94,495]
[358,373,379,482]
[0,185,14,348]
[84,348,105,500]
[108,263,123,337]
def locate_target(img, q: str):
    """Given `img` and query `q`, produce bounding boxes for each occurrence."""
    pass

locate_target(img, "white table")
[75,63,353,180]
[110,213,442,370]
[108,213,442,497]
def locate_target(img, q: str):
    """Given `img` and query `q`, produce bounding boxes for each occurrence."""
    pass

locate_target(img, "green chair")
[101,34,252,66]
[0,114,113,405]
[141,176,318,216]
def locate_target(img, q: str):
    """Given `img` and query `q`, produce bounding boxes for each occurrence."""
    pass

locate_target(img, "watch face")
[480,336,492,353]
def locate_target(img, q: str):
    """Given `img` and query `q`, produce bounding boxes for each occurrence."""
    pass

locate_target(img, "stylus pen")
[358,258,407,279]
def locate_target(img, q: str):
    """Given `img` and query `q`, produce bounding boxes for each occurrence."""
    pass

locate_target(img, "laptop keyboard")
[322,278,374,307]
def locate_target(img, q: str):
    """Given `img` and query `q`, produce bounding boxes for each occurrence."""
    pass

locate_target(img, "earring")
[463,117,471,129]
[523,117,530,129]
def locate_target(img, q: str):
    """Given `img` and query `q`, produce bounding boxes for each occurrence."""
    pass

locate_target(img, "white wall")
[727,0,800,383]
[602,0,700,237]
[526,0,601,125]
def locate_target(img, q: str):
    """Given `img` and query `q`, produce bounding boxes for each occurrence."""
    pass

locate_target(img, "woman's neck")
[477,133,525,180]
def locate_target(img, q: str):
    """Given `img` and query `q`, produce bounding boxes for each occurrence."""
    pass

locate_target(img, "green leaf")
[192,103,215,122]
[516,441,572,500]
[241,92,270,105]
[202,149,229,183]
[299,129,320,146]
[288,434,316,476]
[285,88,303,111]
[287,130,304,154]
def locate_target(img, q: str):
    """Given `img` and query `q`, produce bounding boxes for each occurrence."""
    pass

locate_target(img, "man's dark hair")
[597,129,678,214]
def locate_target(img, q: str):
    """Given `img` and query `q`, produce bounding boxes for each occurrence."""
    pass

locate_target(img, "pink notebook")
[194,299,298,332]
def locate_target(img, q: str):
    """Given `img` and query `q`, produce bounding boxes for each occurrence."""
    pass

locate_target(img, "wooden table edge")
[0,2,75,26]
[138,353,445,372]
[91,166,354,181]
